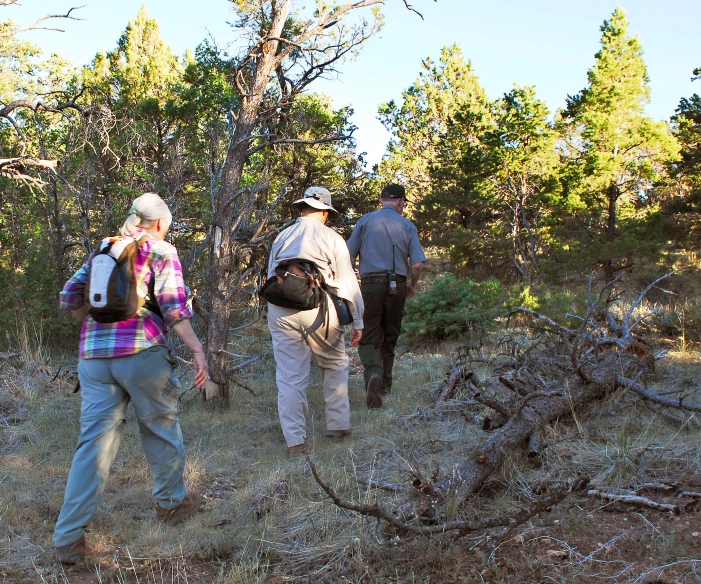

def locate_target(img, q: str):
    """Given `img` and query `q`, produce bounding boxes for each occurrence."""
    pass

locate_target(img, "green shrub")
[403,274,502,342]
[504,284,591,330]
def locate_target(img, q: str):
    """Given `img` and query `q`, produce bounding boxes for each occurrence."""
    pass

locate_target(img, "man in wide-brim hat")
[265,186,364,454]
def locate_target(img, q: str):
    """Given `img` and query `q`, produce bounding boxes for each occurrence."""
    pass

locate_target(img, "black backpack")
[85,234,161,323]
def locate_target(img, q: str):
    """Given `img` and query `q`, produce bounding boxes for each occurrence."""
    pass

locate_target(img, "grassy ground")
[1,309,700,583]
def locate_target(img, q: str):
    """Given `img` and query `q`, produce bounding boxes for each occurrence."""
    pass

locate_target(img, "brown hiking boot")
[287,442,310,455]
[156,491,202,526]
[56,535,99,565]
[324,429,351,438]
[366,373,383,409]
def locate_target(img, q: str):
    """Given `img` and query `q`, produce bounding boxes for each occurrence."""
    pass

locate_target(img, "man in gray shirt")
[347,183,426,408]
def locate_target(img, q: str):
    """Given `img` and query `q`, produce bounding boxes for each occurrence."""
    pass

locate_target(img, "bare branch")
[246,134,352,158]
[356,476,411,493]
[0,5,85,37]
[619,376,701,414]
[228,355,260,372]
[309,454,587,537]
[229,318,263,333]
[402,0,437,20]
[587,489,680,515]
[509,307,581,339]
[620,267,689,334]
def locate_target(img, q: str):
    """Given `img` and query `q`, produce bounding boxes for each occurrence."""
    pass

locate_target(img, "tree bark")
[603,182,619,279]
[204,2,292,404]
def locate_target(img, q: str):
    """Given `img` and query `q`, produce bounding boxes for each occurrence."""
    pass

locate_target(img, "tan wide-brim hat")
[291,186,339,219]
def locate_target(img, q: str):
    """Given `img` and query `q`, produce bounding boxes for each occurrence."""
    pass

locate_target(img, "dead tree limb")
[435,364,470,403]
[309,455,587,537]
[644,402,700,429]
[356,476,411,493]
[527,431,542,460]
[499,375,528,397]
[0,4,84,37]
[442,351,647,501]
[619,376,701,414]
[587,490,680,515]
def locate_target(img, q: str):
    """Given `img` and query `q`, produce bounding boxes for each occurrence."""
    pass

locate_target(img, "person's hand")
[407,285,416,300]
[192,350,209,390]
[350,328,362,346]
[71,305,90,322]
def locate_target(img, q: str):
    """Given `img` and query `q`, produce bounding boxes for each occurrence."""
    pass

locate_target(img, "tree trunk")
[204,1,291,404]
[603,182,619,279]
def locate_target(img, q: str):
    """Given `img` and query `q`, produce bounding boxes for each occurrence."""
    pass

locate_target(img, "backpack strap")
[133,234,164,319]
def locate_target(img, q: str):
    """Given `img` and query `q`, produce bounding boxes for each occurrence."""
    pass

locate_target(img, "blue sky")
[7,1,700,167]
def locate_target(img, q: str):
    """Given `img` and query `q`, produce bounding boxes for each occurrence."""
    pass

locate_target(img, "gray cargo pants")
[53,345,186,546]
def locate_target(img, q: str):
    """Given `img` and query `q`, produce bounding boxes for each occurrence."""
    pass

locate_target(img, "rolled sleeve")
[59,259,91,311]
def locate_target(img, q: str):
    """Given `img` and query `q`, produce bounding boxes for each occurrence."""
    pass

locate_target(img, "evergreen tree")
[376,44,491,198]
[670,81,701,207]
[429,86,559,282]
[560,7,678,277]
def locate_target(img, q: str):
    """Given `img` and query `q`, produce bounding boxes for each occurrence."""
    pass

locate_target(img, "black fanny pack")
[259,258,353,327]
[259,259,323,311]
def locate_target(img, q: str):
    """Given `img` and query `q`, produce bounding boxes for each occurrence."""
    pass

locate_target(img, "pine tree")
[377,44,491,197]
[429,86,559,282]
[561,7,678,277]
[671,78,701,206]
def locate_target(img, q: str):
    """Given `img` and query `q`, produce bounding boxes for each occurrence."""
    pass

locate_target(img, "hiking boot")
[287,442,310,455]
[366,373,383,409]
[56,535,99,565]
[380,385,391,396]
[324,429,351,438]
[156,491,202,526]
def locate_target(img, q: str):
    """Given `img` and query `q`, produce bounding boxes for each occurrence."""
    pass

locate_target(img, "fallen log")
[309,454,589,537]
[439,351,648,501]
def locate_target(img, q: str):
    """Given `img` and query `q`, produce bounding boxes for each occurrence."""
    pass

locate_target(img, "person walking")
[266,187,363,454]
[54,192,208,564]
[347,183,426,409]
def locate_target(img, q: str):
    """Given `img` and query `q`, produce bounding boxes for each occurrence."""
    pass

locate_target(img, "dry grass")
[1,316,701,583]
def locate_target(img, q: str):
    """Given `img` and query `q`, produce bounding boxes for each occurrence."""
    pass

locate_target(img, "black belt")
[361,274,407,284]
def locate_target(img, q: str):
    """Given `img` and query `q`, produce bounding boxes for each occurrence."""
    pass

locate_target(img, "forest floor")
[1,307,700,583]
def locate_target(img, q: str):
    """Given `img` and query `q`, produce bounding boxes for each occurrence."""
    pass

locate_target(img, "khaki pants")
[267,301,351,447]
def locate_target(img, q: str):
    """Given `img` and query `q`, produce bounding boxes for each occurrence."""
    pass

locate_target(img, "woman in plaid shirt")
[53,193,208,564]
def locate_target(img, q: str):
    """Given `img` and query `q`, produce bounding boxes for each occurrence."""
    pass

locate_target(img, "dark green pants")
[358,281,408,393]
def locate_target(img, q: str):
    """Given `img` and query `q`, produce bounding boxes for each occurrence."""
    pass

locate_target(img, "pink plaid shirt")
[59,229,194,359]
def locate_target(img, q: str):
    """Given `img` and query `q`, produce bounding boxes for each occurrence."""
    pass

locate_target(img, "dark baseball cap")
[381,183,410,201]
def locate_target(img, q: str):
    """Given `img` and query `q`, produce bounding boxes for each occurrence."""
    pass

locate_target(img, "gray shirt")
[347,207,426,277]
[268,217,364,329]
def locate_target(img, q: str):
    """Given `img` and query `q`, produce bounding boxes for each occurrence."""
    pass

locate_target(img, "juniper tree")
[377,44,490,199]
[560,7,678,277]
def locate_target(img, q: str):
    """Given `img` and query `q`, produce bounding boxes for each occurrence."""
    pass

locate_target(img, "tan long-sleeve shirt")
[267,217,364,329]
